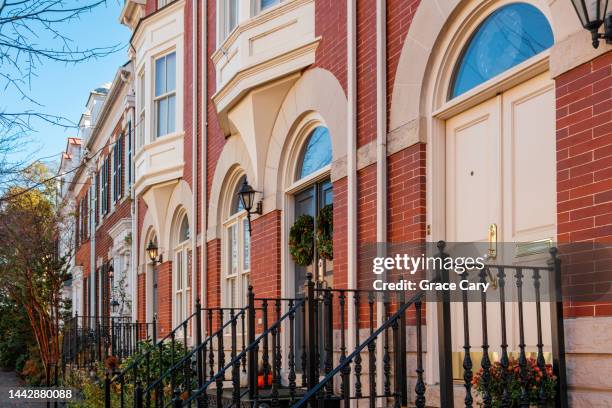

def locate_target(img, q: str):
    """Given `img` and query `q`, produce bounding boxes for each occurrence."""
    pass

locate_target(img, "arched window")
[298,126,332,179]
[174,213,191,327]
[450,3,553,99]
[224,175,250,308]
[293,125,333,290]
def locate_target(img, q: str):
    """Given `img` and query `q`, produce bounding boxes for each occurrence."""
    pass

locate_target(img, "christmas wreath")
[316,204,333,260]
[289,214,314,266]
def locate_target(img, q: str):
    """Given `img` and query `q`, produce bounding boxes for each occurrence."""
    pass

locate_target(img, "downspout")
[200,0,208,313]
[347,0,357,394]
[375,0,387,403]
[191,0,198,311]
[90,182,96,317]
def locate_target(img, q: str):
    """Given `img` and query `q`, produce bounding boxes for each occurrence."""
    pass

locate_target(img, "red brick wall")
[156,260,173,335]
[387,143,426,242]
[183,0,194,192]
[313,0,347,93]
[137,273,146,337]
[556,51,612,318]
[145,0,156,16]
[206,239,221,308]
[355,0,377,148]
[250,211,282,298]
[357,164,377,291]
[205,0,223,210]
[332,177,348,289]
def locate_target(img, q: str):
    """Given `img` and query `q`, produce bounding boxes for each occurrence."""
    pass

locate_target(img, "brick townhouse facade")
[60,0,612,405]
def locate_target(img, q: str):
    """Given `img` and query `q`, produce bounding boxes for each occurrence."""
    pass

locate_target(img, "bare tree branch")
[0,0,124,188]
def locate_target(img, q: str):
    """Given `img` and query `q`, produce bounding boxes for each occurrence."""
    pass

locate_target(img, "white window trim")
[222,210,250,309]
[153,52,177,139]
[137,70,146,149]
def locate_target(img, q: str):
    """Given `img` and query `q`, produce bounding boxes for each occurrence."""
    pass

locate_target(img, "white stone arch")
[389,0,583,137]
[207,135,256,241]
[163,180,194,253]
[139,210,159,269]
[139,216,158,323]
[389,0,583,385]
[265,68,347,210]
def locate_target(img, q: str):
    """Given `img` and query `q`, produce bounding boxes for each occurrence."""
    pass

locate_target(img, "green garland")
[289,214,314,266]
[316,204,333,260]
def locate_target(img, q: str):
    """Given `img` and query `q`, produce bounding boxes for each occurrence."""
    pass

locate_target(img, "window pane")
[299,126,332,179]
[229,278,236,308]
[451,3,553,99]
[157,98,168,137]
[155,56,166,96]
[176,292,183,321]
[231,175,246,214]
[179,215,190,242]
[167,95,176,134]
[176,252,183,290]
[166,52,176,92]
[242,218,250,270]
[230,225,237,276]
[229,0,238,32]
[138,112,145,147]
[260,0,279,10]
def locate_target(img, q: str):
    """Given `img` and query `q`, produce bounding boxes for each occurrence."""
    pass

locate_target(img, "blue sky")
[3,1,130,168]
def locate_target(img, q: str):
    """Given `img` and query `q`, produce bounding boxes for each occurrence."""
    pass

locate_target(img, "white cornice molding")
[212,38,320,119]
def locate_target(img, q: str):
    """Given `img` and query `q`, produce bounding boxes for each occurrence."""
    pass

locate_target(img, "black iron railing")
[294,289,427,407]
[62,315,155,369]
[435,244,569,408]
[140,306,247,407]
[93,241,568,408]
[179,295,306,408]
[103,300,248,408]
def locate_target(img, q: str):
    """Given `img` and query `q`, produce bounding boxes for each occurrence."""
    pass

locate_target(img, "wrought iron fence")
[92,241,567,408]
[62,315,155,369]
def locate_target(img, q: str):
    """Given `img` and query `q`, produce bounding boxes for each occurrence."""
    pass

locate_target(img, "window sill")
[134,131,185,195]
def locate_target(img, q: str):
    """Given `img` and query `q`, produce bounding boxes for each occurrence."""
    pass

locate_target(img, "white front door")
[445,72,556,375]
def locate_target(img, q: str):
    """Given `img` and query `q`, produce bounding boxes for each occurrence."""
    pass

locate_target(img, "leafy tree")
[0,163,73,384]
[0,290,33,371]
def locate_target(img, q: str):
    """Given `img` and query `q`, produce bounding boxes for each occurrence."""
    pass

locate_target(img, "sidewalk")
[0,370,47,407]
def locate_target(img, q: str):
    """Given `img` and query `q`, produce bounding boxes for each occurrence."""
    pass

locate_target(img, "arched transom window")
[298,126,332,179]
[450,3,553,99]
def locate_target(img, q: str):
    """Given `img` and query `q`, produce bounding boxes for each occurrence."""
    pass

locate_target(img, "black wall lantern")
[146,240,163,264]
[571,0,612,48]
[237,178,263,235]
[110,299,120,314]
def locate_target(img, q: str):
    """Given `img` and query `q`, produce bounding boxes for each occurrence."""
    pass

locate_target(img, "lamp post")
[146,240,163,264]
[237,178,263,235]
[570,0,612,48]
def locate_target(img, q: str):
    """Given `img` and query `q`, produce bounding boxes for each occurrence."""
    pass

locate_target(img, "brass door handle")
[485,224,498,289]
[487,223,497,260]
